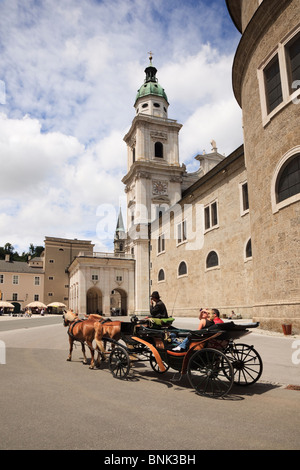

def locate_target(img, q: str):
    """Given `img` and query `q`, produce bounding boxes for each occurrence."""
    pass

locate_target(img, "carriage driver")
[149,291,169,319]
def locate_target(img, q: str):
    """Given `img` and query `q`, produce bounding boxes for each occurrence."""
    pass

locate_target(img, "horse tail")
[93,323,106,355]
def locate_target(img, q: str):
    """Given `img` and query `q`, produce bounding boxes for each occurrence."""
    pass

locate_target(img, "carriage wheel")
[150,353,169,374]
[187,348,234,398]
[224,343,263,386]
[109,345,130,379]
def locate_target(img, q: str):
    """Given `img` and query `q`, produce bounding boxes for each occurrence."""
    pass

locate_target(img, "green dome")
[135,63,168,105]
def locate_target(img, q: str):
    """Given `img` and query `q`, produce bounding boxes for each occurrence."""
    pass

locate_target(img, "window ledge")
[272,193,300,214]
[157,250,166,256]
[204,224,219,235]
[262,90,300,128]
[177,273,188,279]
[241,209,249,217]
[205,266,220,273]
[176,240,188,247]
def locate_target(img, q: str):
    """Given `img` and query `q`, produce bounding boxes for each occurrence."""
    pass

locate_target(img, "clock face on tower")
[152,180,168,195]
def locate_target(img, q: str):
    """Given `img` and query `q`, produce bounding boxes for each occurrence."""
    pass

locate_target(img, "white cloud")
[0,113,84,194]
[179,99,243,169]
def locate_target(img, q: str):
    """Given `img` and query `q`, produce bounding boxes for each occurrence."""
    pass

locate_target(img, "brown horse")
[93,318,122,354]
[63,310,100,368]
[85,313,122,355]
[63,311,121,368]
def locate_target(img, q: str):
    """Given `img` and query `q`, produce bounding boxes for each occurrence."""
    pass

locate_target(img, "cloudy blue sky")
[0,0,242,253]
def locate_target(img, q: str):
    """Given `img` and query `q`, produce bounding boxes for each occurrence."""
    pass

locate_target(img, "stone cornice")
[123,113,182,144]
[232,0,292,107]
[182,145,244,200]
[122,160,184,187]
[226,0,242,33]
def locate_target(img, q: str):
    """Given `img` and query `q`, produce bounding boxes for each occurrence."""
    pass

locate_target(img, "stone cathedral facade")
[122,0,300,332]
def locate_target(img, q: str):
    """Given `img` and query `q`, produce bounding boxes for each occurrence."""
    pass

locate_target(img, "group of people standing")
[148,290,224,351]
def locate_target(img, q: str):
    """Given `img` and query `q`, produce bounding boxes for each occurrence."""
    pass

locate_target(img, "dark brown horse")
[63,311,121,368]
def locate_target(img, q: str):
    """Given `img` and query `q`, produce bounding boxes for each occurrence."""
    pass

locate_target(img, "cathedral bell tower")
[122,54,184,315]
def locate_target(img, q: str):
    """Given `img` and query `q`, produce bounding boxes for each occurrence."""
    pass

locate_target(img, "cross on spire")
[148,51,153,64]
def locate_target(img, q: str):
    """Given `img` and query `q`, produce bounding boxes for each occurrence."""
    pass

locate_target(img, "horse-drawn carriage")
[63,311,263,399]
[106,317,263,399]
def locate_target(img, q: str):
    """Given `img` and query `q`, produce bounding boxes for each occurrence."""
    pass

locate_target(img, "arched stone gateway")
[86,287,102,315]
[110,287,127,316]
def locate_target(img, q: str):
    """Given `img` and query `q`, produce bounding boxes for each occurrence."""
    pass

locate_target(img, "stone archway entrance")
[86,287,102,315]
[110,288,127,316]
[12,302,21,313]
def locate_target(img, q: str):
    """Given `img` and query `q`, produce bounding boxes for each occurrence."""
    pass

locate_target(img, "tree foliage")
[0,243,44,261]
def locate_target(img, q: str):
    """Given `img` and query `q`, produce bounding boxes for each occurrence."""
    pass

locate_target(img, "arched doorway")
[110,288,127,316]
[12,302,21,313]
[86,287,102,315]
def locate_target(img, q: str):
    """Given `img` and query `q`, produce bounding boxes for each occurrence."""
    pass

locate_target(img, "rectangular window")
[12,275,19,285]
[12,293,18,301]
[177,221,187,244]
[34,276,40,286]
[242,182,249,212]
[258,28,300,124]
[264,55,283,113]
[91,269,99,282]
[286,33,300,93]
[211,202,218,226]
[34,294,39,301]
[0,275,3,284]
[158,233,165,254]
[204,206,210,230]
[204,201,219,231]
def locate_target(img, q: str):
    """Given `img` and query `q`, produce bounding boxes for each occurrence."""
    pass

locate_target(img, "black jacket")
[150,300,168,319]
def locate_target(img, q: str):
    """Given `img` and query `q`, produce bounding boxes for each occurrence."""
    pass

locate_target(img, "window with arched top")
[206,251,219,269]
[178,261,187,277]
[158,269,165,282]
[155,142,163,158]
[272,147,300,213]
[276,153,300,203]
[245,239,252,259]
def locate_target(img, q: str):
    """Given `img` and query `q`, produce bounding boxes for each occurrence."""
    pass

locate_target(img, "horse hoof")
[66,358,71,362]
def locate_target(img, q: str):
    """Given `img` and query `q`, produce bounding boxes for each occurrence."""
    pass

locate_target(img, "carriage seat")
[148,317,175,328]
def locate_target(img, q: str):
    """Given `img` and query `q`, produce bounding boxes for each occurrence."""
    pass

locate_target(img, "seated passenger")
[172,309,215,351]
[212,308,224,324]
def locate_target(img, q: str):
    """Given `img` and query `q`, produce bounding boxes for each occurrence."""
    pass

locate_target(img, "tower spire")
[114,207,125,238]
[145,51,157,83]
[114,207,126,254]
